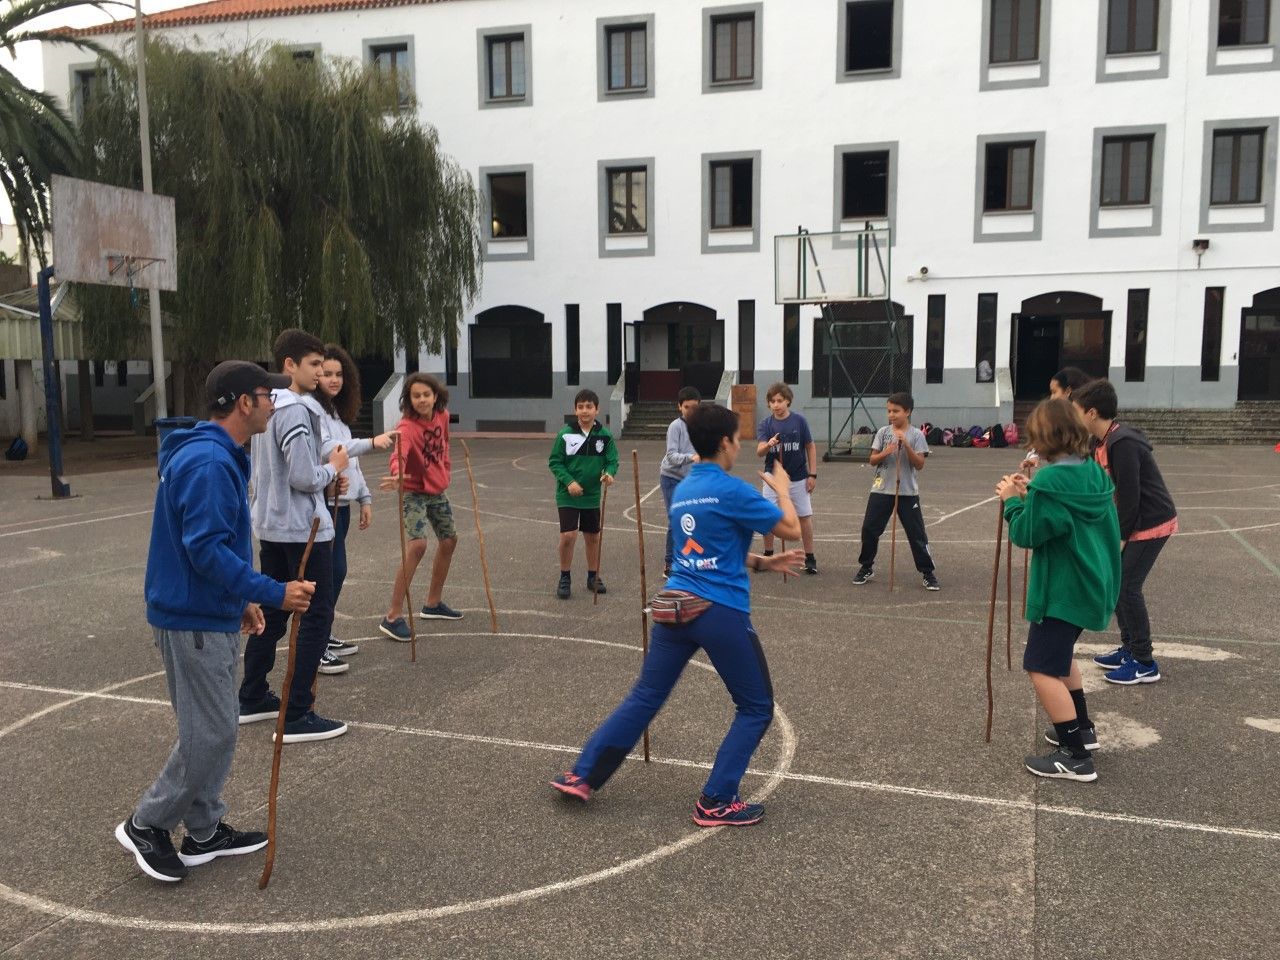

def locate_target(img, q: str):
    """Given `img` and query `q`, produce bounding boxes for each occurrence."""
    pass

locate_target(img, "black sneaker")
[238,692,280,726]
[1024,748,1097,782]
[327,636,359,657]
[587,575,607,596]
[556,574,571,600]
[852,566,874,585]
[178,821,268,867]
[317,650,349,675]
[115,817,187,882]
[274,711,348,743]
[420,601,464,620]
[804,555,818,575]
[922,574,941,591]
[1044,725,1101,752]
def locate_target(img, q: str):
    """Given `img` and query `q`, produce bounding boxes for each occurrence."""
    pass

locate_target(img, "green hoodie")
[1003,458,1121,631]
[548,421,619,509]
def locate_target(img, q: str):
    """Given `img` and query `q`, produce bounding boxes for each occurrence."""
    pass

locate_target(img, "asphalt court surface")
[1,439,1277,959]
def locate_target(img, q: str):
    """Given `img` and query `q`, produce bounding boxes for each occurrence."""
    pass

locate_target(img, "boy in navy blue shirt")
[551,404,803,827]
[756,382,819,573]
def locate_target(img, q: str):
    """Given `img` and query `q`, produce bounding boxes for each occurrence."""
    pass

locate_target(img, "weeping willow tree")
[78,38,482,376]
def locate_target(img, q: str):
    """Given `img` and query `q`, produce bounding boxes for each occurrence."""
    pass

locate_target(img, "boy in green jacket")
[997,399,1120,783]
[549,389,619,600]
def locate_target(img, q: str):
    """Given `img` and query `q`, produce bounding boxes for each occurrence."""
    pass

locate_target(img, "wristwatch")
[808,473,817,478]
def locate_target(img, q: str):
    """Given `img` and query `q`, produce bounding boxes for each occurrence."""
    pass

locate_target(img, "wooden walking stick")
[259,516,320,890]
[593,472,610,605]
[984,505,1003,744]
[888,446,902,592]
[1005,529,1013,671]
[631,450,651,762]
[1021,462,1033,617]
[394,434,419,663]
[460,440,498,634]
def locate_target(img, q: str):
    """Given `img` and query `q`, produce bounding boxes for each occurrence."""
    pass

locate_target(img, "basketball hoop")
[106,253,168,307]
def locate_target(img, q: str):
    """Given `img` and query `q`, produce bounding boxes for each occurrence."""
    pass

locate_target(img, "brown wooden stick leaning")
[985,506,1003,744]
[394,434,418,662]
[460,440,498,633]
[259,516,320,890]
[888,445,902,592]
[1005,530,1013,671]
[593,474,610,605]
[630,450,651,762]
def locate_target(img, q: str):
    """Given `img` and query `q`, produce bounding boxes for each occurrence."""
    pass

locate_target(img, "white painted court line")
[1,679,1275,846]
[0,509,153,539]
[926,494,1000,527]
[1213,515,1280,579]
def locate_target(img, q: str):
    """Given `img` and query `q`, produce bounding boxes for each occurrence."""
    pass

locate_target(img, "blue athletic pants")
[573,602,774,801]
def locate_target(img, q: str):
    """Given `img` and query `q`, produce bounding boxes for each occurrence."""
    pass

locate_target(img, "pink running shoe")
[550,772,592,802]
[692,795,764,827]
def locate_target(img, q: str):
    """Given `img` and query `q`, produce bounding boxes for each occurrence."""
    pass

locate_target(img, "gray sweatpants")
[134,628,240,836]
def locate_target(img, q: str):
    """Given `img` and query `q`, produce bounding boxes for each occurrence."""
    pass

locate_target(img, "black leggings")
[1115,536,1168,661]
[858,494,934,574]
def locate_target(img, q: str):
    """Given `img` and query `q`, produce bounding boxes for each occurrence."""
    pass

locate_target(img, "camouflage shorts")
[402,492,456,542]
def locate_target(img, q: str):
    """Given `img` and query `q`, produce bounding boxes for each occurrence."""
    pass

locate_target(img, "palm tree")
[0,0,120,266]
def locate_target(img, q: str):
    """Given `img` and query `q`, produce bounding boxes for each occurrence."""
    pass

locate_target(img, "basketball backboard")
[51,175,177,291]
[774,226,890,305]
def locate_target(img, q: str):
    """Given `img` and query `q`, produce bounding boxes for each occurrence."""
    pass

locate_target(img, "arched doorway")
[626,301,723,402]
[1012,291,1110,400]
[470,305,552,399]
[1239,287,1280,401]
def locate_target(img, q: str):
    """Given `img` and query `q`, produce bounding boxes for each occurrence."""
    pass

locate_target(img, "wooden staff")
[780,538,788,583]
[984,506,1003,744]
[593,472,610,605]
[394,434,418,663]
[259,516,320,890]
[1021,462,1033,617]
[1005,529,1013,671]
[460,440,498,633]
[888,445,902,592]
[630,450,651,762]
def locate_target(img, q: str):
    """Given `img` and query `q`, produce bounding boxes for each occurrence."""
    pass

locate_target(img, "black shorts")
[558,506,601,534]
[1023,616,1085,677]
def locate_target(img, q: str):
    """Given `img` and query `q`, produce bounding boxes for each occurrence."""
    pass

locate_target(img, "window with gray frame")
[1101,134,1154,205]
[488,173,528,238]
[1125,288,1149,381]
[845,0,895,71]
[1218,0,1270,45]
[486,33,527,100]
[984,141,1035,211]
[1211,128,1266,204]
[709,159,753,229]
[990,0,1040,62]
[842,150,890,219]
[711,13,755,83]
[368,41,412,109]
[1107,0,1159,54]
[607,23,648,91]
[925,294,945,384]
[291,46,318,63]
[72,67,98,120]
[976,293,998,382]
[608,167,648,234]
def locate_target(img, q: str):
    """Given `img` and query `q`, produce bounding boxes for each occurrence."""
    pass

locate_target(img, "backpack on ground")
[1004,422,1020,446]
[968,425,984,439]
[988,423,1008,448]
[4,436,28,462]
[924,425,944,446]
[953,431,974,448]
[942,428,955,446]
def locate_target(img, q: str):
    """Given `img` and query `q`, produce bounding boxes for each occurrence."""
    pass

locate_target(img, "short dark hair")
[574,388,600,407]
[686,403,740,459]
[272,328,325,370]
[677,386,701,404]
[1025,398,1091,461]
[765,381,793,403]
[400,372,448,417]
[1072,378,1118,420]
[1051,366,1091,396]
[886,391,914,412]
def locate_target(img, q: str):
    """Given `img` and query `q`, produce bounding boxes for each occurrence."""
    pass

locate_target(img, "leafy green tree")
[78,38,482,372]
[0,0,117,266]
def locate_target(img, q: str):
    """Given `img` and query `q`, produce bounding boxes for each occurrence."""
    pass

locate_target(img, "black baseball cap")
[206,361,291,411]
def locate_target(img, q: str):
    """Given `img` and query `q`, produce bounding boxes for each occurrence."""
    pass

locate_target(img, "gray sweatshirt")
[250,389,338,543]
[660,417,697,481]
[321,412,374,506]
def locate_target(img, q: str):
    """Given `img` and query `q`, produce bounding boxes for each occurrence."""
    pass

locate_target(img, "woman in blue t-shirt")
[551,404,802,827]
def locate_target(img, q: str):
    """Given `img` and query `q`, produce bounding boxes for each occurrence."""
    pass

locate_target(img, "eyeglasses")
[250,391,275,404]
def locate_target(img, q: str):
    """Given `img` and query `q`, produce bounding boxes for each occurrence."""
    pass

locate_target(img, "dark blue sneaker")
[177,821,268,867]
[1093,647,1127,669]
[1105,657,1161,685]
[550,772,592,802]
[420,602,463,621]
[587,575,607,596]
[274,711,348,743]
[379,617,412,642]
[692,795,764,827]
[238,692,280,726]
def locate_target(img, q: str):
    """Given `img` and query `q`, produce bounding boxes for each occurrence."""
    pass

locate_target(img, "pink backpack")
[1004,422,1019,445]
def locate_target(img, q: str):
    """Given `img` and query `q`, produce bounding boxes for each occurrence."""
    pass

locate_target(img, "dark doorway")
[1239,287,1280,401]
[635,301,724,401]
[1013,291,1110,399]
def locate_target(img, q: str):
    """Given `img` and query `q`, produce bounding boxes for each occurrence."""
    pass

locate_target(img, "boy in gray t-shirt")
[854,392,939,590]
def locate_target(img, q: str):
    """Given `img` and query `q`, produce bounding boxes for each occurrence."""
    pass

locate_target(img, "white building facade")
[43,0,1280,437]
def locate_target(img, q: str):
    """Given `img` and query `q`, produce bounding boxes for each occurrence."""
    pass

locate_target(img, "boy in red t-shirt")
[378,373,462,641]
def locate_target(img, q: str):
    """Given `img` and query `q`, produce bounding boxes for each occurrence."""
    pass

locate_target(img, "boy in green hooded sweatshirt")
[997,399,1120,783]
[549,389,619,600]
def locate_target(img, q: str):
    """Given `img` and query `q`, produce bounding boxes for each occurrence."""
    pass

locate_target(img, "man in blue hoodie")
[115,361,316,883]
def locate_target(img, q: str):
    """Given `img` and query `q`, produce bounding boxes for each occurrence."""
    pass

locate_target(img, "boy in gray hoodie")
[239,329,350,743]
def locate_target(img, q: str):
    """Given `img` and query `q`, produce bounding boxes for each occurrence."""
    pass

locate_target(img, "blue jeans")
[332,504,351,606]
[573,603,774,801]
[660,474,681,567]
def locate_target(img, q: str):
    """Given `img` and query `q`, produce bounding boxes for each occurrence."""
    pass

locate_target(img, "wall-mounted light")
[1192,237,1209,268]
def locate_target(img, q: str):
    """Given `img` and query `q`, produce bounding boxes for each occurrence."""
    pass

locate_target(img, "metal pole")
[37,266,71,499]
[134,1,166,419]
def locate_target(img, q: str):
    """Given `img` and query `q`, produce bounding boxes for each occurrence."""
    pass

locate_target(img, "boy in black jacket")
[1072,379,1178,686]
